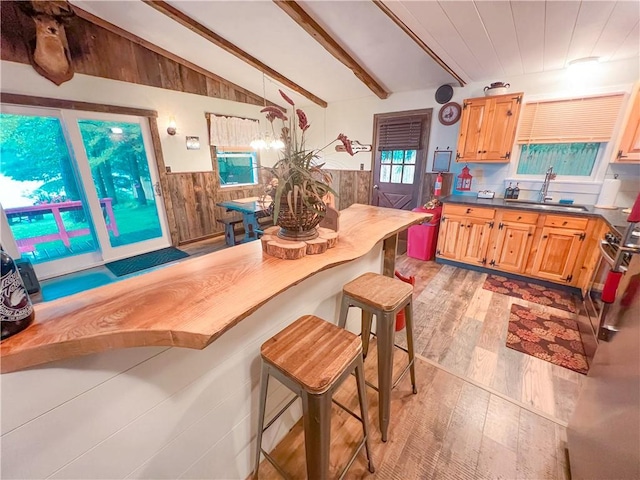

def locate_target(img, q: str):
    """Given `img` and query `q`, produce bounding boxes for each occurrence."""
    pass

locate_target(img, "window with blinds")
[516,94,624,176]
[377,116,423,151]
[517,94,624,144]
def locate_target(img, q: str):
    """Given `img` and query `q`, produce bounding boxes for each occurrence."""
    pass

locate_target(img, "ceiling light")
[568,56,600,74]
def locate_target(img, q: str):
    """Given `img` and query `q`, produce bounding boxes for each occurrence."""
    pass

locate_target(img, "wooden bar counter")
[0,204,427,480]
[1,204,428,373]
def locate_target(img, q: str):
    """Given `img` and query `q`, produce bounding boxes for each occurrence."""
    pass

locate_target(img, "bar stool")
[253,314,375,479]
[338,272,417,442]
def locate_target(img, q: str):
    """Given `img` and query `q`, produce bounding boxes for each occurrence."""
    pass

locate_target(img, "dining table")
[216,196,272,244]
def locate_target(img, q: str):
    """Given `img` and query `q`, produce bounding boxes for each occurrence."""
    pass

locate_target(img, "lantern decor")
[456,165,473,191]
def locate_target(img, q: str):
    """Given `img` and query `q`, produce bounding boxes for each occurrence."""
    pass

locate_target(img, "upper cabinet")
[614,84,640,163]
[456,92,523,163]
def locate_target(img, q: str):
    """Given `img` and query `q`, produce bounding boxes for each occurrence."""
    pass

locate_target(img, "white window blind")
[517,94,624,144]
[208,114,260,147]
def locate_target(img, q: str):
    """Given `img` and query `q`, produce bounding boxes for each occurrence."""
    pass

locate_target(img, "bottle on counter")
[505,183,514,199]
[1,248,35,340]
[513,183,520,199]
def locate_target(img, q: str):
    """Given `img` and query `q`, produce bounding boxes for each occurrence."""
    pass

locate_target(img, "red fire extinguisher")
[434,172,443,197]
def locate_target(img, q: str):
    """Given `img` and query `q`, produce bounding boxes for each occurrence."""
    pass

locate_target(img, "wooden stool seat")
[343,272,413,311]
[261,314,362,394]
[339,272,417,442]
[254,315,374,479]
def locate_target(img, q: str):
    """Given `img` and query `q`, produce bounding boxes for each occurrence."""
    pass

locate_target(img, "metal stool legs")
[338,297,418,442]
[253,353,374,479]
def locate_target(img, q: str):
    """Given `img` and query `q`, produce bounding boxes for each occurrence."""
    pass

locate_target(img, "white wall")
[307,57,640,207]
[0,61,281,173]
[2,57,639,207]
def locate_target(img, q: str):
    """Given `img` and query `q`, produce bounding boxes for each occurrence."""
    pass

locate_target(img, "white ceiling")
[70,1,639,106]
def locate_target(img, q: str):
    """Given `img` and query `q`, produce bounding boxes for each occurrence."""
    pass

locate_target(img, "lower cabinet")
[436,204,598,287]
[531,226,584,283]
[490,221,536,273]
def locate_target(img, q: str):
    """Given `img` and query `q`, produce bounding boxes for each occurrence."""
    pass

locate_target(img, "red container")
[407,223,440,261]
[394,271,415,331]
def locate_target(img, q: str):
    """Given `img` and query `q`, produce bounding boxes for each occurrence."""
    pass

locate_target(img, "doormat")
[105,247,189,277]
[507,304,588,375]
[483,274,577,313]
[41,271,115,301]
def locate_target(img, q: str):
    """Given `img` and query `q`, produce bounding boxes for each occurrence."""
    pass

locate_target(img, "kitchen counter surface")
[441,195,631,232]
[0,204,428,374]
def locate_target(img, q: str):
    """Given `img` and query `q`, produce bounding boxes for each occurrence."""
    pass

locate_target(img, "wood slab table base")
[261,227,339,260]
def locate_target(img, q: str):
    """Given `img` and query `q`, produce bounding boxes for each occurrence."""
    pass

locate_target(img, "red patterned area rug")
[507,304,588,375]
[483,274,577,313]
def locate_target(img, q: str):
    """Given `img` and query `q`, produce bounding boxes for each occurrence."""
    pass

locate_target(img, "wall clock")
[438,102,462,126]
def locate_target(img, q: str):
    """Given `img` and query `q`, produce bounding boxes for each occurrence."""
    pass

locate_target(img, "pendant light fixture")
[251,74,284,150]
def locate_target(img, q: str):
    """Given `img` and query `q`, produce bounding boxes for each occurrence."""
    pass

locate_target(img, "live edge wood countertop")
[0,204,429,374]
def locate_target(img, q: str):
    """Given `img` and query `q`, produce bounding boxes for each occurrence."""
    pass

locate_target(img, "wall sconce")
[167,116,177,136]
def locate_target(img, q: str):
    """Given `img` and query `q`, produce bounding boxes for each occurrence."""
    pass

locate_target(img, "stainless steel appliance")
[568,194,640,479]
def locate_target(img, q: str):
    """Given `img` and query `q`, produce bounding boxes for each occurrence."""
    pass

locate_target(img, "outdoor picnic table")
[216,196,271,244]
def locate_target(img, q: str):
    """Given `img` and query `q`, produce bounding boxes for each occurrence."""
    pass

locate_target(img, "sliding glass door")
[0,105,170,279]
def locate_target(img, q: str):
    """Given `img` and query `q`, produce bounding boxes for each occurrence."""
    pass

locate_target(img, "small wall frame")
[432,149,452,172]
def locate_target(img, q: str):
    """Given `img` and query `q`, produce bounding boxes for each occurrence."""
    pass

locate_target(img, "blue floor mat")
[42,271,115,301]
[105,247,189,277]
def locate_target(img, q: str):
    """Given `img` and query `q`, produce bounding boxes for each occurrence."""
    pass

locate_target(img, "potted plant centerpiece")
[261,90,354,241]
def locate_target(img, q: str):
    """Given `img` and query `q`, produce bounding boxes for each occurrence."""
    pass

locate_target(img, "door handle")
[373,184,379,189]
[154,181,162,197]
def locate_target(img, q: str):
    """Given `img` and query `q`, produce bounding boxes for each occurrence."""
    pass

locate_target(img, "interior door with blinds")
[372,110,431,210]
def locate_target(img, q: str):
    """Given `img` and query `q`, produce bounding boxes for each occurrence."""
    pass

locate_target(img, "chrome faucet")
[539,166,557,203]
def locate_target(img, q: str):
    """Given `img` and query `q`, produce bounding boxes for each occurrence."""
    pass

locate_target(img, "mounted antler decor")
[18,1,75,85]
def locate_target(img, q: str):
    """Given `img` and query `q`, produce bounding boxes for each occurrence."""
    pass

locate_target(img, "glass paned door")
[76,120,163,247]
[0,105,170,278]
[66,112,170,263]
[0,109,101,277]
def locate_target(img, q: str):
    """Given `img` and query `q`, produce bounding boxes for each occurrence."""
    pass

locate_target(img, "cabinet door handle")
[562,221,568,226]
[466,208,472,214]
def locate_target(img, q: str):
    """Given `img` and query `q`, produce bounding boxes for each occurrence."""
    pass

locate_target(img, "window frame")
[507,89,629,186]
[214,147,260,188]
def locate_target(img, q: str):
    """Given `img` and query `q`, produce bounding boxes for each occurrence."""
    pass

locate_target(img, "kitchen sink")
[503,199,590,212]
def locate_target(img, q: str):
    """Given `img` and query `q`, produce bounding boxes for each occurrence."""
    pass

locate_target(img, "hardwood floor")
[395,257,587,425]
[256,341,568,479]
[253,254,588,479]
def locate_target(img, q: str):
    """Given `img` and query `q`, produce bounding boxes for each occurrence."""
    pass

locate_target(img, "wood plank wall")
[325,169,372,210]
[0,1,265,106]
[167,172,266,244]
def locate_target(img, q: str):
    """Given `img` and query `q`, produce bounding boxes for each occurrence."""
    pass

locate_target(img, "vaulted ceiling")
[70,1,640,107]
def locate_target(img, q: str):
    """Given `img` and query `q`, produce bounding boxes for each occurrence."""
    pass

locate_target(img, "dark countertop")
[441,195,631,233]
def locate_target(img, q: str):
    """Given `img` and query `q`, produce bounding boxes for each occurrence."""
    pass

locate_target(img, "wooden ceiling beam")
[373,1,466,87]
[274,1,390,100]
[142,0,328,108]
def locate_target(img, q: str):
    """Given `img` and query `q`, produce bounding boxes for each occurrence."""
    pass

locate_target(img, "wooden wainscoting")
[325,169,372,210]
[166,172,265,244]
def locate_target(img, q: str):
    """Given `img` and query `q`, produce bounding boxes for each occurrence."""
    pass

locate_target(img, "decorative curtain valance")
[209,114,260,147]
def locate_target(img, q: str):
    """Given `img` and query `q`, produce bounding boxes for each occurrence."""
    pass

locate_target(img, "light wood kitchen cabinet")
[614,84,640,163]
[531,214,588,283]
[531,226,584,283]
[436,206,494,263]
[490,221,536,273]
[456,92,523,163]
[436,204,596,287]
